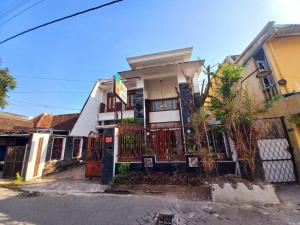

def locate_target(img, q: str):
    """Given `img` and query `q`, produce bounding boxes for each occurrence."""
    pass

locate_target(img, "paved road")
[0,187,300,225]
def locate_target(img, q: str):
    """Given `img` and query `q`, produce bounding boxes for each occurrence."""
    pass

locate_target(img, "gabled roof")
[0,112,79,133]
[32,113,79,131]
[0,112,34,132]
[235,22,300,65]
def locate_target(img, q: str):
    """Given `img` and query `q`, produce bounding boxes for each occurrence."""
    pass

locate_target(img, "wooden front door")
[34,137,44,177]
[85,132,103,178]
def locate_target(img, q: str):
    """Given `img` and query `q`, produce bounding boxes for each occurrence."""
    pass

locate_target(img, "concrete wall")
[149,110,180,123]
[43,135,87,175]
[144,76,178,99]
[25,133,50,180]
[70,81,102,137]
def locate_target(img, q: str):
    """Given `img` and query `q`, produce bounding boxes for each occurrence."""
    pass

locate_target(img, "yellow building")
[228,22,300,180]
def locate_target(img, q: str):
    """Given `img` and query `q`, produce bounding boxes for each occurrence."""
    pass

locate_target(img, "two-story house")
[226,22,300,181]
[71,47,236,180]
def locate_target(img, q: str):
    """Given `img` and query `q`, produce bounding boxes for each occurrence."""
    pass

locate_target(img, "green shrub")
[118,162,130,176]
[14,172,24,184]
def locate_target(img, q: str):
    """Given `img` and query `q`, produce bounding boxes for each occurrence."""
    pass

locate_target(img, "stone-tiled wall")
[133,88,144,125]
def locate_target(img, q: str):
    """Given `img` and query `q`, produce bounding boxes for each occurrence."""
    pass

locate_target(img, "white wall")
[98,110,134,121]
[25,133,50,181]
[144,76,178,99]
[149,110,180,123]
[70,81,102,137]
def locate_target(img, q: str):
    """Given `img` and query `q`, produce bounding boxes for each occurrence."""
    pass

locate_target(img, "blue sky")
[0,0,299,116]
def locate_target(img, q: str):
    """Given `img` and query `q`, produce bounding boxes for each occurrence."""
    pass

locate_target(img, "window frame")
[256,60,268,72]
[106,93,116,112]
[50,137,66,161]
[72,138,83,159]
[149,98,179,112]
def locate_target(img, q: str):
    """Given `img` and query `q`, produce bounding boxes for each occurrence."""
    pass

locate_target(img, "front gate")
[3,146,26,178]
[257,117,297,183]
[85,132,104,178]
[147,127,184,161]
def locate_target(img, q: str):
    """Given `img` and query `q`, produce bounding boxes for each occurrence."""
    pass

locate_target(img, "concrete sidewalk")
[21,180,109,195]
[276,184,300,209]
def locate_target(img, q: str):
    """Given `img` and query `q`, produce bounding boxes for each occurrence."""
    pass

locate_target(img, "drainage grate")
[156,214,174,225]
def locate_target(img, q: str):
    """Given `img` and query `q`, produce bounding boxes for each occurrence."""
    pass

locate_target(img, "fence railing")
[117,125,185,162]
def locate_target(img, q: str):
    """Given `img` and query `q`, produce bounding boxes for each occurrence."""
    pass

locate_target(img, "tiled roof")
[32,113,79,131]
[0,112,34,132]
[0,112,79,133]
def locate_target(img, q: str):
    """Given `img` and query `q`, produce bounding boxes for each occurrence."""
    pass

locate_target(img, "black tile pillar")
[133,88,144,125]
[101,128,115,185]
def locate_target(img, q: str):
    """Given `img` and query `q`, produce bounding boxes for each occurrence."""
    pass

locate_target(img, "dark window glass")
[149,98,179,112]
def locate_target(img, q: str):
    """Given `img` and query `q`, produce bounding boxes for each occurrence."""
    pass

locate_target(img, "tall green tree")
[0,64,16,108]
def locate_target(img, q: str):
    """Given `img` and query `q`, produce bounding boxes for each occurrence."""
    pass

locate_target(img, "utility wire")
[0,0,24,17]
[16,75,96,82]
[9,100,81,111]
[0,0,124,45]
[0,0,45,27]
[0,0,33,21]
[11,91,89,94]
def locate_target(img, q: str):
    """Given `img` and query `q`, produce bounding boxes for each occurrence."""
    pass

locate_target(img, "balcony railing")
[263,84,279,101]
[99,102,133,113]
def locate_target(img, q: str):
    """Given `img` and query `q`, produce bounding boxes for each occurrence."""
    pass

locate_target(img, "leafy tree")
[0,64,16,108]
[209,63,277,179]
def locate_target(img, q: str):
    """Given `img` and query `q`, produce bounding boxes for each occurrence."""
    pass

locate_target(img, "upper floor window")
[107,93,116,112]
[261,74,279,100]
[257,60,268,72]
[106,91,134,112]
[149,98,179,112]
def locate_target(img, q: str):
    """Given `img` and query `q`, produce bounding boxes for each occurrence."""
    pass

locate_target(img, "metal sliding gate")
[257,117,297,183]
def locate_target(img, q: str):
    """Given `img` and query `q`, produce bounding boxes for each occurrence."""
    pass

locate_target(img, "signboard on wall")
[114,74,127,104]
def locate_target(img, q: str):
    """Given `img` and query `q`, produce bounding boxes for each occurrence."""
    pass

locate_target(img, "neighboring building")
[224,22,300,181]
[0,112,86,180]
[72,47,236,182]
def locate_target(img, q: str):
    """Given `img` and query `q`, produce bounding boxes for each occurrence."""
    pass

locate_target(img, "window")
[256,60,268,72]
[149,98,179,112]
[125,91,134,110]
[51,137,65,161]
[107,93,116,112]
[261,74,278,100]
[107,91,134,112]
[73,138,83,158]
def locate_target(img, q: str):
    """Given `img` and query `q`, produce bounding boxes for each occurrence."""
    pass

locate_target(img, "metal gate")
[85,132,103,178]
[3,146,26,178]
[257,117,297,183]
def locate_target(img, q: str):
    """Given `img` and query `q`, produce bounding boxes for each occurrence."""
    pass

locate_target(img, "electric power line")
[9,100,81,111]
[0,0,45,27]
[0,0,124,45]
[0,0,33,21]
[16,75,96,82]
[11,91,89,94]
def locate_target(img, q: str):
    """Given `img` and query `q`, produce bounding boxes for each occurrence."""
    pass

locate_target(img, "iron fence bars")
[256,117,297,183]
[117,125,185,162]
[118,125,144,162]
[147,126,185,161]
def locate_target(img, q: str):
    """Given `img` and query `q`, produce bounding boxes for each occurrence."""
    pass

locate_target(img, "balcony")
[98,102,134,121]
